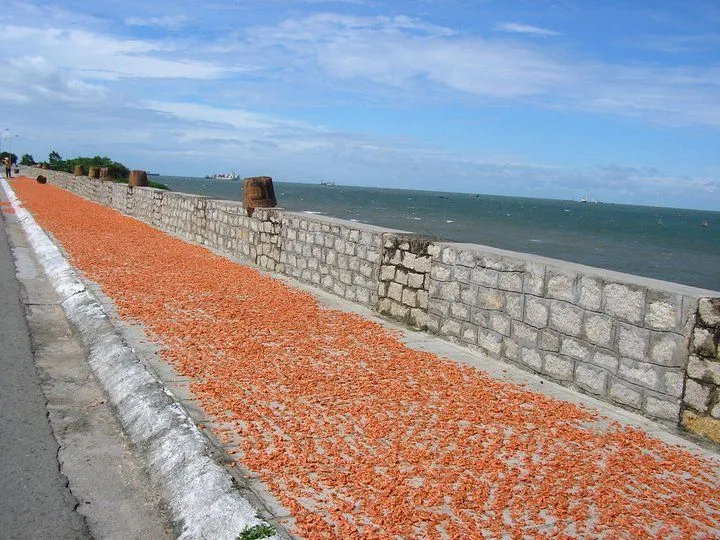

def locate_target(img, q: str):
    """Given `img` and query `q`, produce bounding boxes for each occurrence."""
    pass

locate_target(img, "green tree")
[48,150,62,166]
[0,152,17,164]
[20,153,35,165]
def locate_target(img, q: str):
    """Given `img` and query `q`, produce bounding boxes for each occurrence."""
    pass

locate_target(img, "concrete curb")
[2,180,278,539]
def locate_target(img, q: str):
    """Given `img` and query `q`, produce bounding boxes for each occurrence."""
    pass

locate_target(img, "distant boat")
[206,172,239,180]
[579,197,588,203]
[320,181,335,186]
[702,219,710,228]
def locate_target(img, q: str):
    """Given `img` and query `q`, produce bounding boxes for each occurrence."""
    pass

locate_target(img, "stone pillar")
[128,170,148,187]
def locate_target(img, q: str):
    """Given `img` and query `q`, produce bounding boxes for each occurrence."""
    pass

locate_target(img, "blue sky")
[1,0,719,210]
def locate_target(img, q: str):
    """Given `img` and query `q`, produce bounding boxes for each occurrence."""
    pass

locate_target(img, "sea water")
[157,176,720,292]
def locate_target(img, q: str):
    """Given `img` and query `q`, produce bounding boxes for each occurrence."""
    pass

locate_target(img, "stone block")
[460,285,477,306]
[413,255,432,274]
[547,271,576,302]
[692,327,716,357]
[618,358,659,390]
[649,333,686,367]
[402,288,418,308]
[457,250,476,267]
[440,247,458,264]
[583,314,614,348]
[617,325,649,361]
[407,271,425,289]
[523,263,545,296]
[477,287,505,311]
[430,263,452,281]
[450,302,470,321]
[645,294,681,331]
[609,377,642,409]
[681,410,720,444]
[471,309,488,328]
[663,371,684,398]
[520,348,542,371]
[525,296,549,328]
[402,251,417,271]
[505,293,524,320]
[698,298,720,328]
[687,355,720,384]
[489,312,511,337]
[503,338,519,361]
[471,267,499,288]
[417,290,429,309]
[434,281,460,302]
[560,337,590,361]
[603,283,645,325]
[513,321,538,346]
[387,282,404,302]
[389,301,410,320]
[578,276,602,311]
[576,364,607,394]
[478,330,503,357]
[549,301,583,336]
[426,314,440,333]
[440,319,462,338]
[498,272,523,292]
[590,351,619,373]
[543,354,574,381]
[396,268,409,286]
[538,329,560,352]
[461,323,478,344]
[644,396,680,421]
[683,379,711,412]
[428,299,450,317]
[410,308,430,328]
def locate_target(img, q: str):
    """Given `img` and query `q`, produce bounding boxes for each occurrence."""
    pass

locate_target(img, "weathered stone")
[413,255,432,274]
[440,247,457,264]
[578,276,602,311]
[698,298,720,328]
[687,355,720,384]
[435,281,460,302]
[538,329,560,352]
[575,364,607,394]
[618,359,658,390]
[609,378,643,409]
[520,348,542,371]
[387,282,403,302]
[407,272,425,289]
[663,371,684,398]
[617,325,648,361]
[471,267,499,287]
[683,379,711,412]
[471,309,488,328]
[417,290,429,309]
[681,410,720,444]
[489,312,511,337]
[498,272,523,292]
[549,301,583,336]
[477,288,505,311]
[410,308,429,328]
[389,300,410,319]
[461,323,478,344]
[523,263,545,296]
[460,285,477,306]
[645,298,680,331]
[430,263,452,281]
[547,271,576,302]
[583,314,614,348]
[402,251,417,270]
[543,354,574,381]
[603,283,645,325]
[560,337,590,361]
[525,297,549,328]
[453,265,471,283]
[440,319,462,338]
[649,333,685,367]
[457,250,476,267]
[644,396,680,421]
[450,302,470,321]
[505,293,523,320]
[402,288,418,307]
[589,351,619,373]
[513,322,538,346]
[478,330,503,356]
[503,338,519,360]
[692,327,716,357]
[428,298,450,317]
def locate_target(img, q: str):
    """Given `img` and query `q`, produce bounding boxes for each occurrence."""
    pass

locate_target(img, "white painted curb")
[2,178,278,540]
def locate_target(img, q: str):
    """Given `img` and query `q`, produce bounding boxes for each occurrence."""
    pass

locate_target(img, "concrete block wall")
[20,166,720,441]
[279,215,385,306]
[681,299,720,442]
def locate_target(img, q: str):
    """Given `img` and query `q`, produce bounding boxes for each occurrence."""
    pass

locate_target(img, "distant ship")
[320,181,336,186]
[206,171,239,180]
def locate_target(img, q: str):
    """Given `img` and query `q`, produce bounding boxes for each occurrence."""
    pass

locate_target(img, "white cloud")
[125,15,190,30]
[494,22,560,37]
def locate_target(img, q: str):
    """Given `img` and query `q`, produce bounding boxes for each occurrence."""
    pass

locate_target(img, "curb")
[2,179,278,540]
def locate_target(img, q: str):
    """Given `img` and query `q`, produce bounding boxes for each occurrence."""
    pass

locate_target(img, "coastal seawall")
[23,166,720,444]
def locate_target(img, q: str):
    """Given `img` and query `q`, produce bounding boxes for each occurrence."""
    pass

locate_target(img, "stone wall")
[681,299,720,443]
[21,166,720,442]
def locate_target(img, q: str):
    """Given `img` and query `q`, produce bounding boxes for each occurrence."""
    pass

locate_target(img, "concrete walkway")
[6,176,720,539]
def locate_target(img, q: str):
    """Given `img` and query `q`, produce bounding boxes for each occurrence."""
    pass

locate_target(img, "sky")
[1,0,719,210]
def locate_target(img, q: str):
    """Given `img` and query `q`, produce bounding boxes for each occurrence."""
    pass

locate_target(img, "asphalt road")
[0,204,90,538]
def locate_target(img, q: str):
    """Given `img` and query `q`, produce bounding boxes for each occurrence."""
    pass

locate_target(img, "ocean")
[156,176,720,292]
